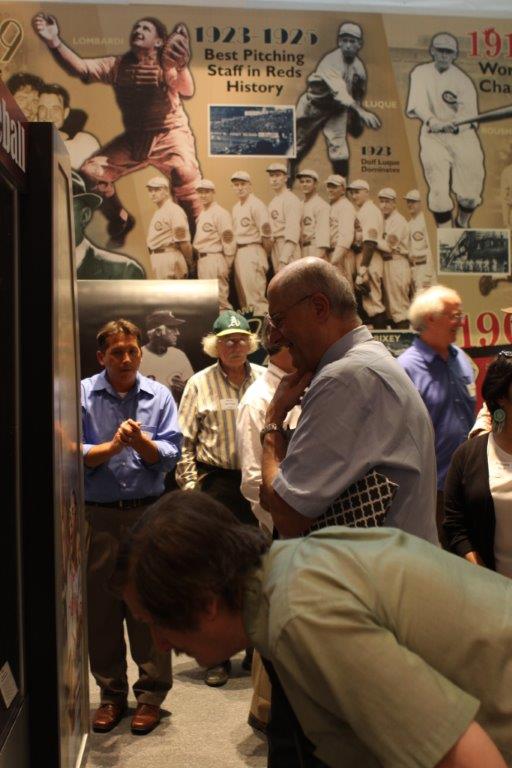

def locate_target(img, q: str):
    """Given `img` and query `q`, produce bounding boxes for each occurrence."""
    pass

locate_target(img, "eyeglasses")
[441,311,465,322]
[266,294,313,330]
[218,336,250,348]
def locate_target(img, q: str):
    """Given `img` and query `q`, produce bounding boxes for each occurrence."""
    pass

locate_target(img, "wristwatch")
[260,422,285,444]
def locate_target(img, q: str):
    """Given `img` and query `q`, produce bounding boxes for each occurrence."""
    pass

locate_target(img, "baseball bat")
[454,103,512,127]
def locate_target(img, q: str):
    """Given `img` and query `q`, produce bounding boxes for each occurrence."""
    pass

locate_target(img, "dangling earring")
[493,408,506,434]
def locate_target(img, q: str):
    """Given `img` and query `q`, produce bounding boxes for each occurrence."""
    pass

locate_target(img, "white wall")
[15,0,512,18]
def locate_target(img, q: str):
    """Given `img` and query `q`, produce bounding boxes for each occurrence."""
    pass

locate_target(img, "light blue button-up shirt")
[273,325,438,543]
[82,370,182,503]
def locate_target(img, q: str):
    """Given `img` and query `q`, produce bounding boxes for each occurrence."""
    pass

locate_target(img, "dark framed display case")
[17,123,89,768]
[0,87,28,768]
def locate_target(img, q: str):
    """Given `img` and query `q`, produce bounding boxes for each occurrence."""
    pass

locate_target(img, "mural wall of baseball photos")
[4,3,512,374]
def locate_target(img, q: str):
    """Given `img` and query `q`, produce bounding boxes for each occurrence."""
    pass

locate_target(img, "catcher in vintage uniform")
[33,14,202,246]
[290,22,381,184]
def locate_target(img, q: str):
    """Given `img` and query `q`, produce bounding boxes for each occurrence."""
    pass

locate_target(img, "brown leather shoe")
[92,702,127,733]
[130,703,161,735]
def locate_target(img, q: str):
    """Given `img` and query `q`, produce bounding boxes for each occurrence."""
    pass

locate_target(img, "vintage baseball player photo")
[5,2,512,349]
[406,32,485,229]
[438,228,510,276]
[77,279,219,381]
[208,105,295,157]
[291,20,381,183]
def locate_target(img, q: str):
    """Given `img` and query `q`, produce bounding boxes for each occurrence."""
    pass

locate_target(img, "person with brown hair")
[82,318,181,734]
[119,489,512,768]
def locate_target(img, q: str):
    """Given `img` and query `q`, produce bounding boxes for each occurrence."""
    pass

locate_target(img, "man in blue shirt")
[398,285,476,543]
[82,318,182,734]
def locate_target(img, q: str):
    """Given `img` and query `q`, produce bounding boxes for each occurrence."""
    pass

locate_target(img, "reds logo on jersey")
[413,231,425,242]
[202,222,214,232]
[303,216,313,226]
[240,217,251,227]
[271,209,279,219]
[442,90,459,107]
[155,220,172,231]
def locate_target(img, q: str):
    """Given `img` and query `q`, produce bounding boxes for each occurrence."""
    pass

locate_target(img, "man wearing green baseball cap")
[175,310,265,686]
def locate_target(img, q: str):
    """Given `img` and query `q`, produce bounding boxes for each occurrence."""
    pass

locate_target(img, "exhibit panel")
[0,80,29,768]
[1,1,512,359]
[19,123,88,768]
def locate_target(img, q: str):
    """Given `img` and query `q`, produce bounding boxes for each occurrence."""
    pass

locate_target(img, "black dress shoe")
[204,660,231,687]
[248,712,268,735]
[92,702,127,733]
[241,647,253,672]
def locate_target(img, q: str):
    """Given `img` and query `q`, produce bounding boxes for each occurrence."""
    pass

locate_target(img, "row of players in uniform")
[146,164,435,326]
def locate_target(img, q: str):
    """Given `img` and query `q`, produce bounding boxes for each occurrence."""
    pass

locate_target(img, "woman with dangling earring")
[444,351,512,576]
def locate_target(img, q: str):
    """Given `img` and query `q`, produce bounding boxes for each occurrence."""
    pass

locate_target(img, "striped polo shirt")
[176,360,265,488]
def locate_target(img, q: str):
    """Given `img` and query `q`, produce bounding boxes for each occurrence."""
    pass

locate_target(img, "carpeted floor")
[85,651,267,767]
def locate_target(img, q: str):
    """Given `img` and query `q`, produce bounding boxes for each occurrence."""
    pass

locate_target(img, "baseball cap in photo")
[266,163,288,174]
[196,178,215,190]
[230,170,251,182]
[378,187,397,200]
[325,174,346,187]
[431,33,458,53]
[146,176,169,189]
[72,170,102,209]
[338,22,362,39]
[404,189,421,202]
[147,309,185,329]
[347,179,369,191]
[213,310,251,337]
[296,169,319,181]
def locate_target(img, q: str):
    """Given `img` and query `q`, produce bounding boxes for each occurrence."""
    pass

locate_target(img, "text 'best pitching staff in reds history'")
[32,13,202,245]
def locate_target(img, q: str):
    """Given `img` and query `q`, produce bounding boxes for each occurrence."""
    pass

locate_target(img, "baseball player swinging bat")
[453,103,512,128]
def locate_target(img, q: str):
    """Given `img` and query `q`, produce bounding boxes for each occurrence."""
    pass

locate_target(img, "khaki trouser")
[234,243,269,315]
[249,649,271,726]
[150,246,188,279]
[197,252,232,309]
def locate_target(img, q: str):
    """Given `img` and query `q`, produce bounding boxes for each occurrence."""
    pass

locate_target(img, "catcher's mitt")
[162,23,191,71]
[479,275,497,296]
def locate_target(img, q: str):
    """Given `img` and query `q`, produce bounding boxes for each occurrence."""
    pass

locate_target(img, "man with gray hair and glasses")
[258,258,438,764]
[259,257,438,541]
[398,285,476,543]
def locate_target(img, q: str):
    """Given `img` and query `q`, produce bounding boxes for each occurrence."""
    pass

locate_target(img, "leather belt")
[149,246,173,254]
[237,242,259,248]
[411,258,427,266]
[86,496,158,510]
[301,240,312,247]
[198,252,219,258]
[381,253,393,261]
